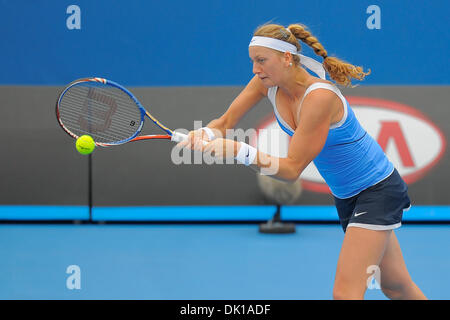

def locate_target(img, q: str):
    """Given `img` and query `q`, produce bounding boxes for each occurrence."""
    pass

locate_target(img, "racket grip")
[171,131,188,143]
[171,131,208,146]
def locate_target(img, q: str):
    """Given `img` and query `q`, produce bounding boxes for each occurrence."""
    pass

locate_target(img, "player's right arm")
[182,75,267,149]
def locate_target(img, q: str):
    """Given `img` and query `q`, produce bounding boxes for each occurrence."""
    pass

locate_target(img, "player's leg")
[378,231,427,299]
[332,226,392,300]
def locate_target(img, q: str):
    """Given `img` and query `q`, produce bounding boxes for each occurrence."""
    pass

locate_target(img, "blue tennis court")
[1,223,448,300]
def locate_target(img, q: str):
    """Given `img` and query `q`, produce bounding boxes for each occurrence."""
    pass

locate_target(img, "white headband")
[249,36,326,79]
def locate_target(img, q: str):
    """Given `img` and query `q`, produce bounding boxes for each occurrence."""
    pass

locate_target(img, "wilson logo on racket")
[254,96,446,193]
[78,87,118,133]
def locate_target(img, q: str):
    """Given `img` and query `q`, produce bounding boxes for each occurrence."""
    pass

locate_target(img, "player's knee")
[381,286,403,300]
[332,287,346,300]
[333,283,365,300]
[381,280,414,300]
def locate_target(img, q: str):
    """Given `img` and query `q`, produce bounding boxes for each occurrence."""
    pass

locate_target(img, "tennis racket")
[56,77,191,147]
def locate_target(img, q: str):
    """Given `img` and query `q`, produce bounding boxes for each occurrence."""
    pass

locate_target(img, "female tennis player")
[178,23,427,300]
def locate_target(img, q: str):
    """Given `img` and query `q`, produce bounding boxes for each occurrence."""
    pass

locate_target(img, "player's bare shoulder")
[297,79,341,124]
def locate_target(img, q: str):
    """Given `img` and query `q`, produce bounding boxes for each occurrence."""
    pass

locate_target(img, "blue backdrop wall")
[1,0,449,86]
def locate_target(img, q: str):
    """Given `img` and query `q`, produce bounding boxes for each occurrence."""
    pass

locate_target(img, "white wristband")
[235,142,257,166]
[200,127,216,140]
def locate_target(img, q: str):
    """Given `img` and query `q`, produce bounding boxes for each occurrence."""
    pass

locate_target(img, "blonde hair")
[254,23,370,87]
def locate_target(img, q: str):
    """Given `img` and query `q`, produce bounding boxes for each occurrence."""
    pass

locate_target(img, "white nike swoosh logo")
[354,211,368,217]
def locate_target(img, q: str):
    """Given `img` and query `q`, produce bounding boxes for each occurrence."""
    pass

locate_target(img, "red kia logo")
[254,97,447,194]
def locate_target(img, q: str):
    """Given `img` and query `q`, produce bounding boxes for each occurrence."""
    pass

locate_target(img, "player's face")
[249,46,284,87]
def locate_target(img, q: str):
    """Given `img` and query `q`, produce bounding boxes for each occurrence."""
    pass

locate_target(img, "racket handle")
[171,131,208,146]
[171,131,188,142]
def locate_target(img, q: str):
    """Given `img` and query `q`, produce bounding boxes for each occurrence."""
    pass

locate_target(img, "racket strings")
[61,90,139,119]
[58,83,143,144]
[60,101,140,139]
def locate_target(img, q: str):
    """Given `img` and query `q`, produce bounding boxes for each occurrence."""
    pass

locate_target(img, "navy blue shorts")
[333,168,411,233]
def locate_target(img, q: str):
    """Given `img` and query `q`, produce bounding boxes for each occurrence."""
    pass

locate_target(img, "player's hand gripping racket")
[56,77,195,147]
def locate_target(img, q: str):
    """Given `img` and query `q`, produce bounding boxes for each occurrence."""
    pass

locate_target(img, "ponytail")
[254,23,371,87]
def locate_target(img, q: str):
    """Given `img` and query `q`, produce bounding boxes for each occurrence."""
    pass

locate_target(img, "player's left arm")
[204,89,335,181]
[254,90,334,181]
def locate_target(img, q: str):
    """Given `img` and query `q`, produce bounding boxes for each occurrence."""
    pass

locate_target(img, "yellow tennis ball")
[76,135,96,155]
